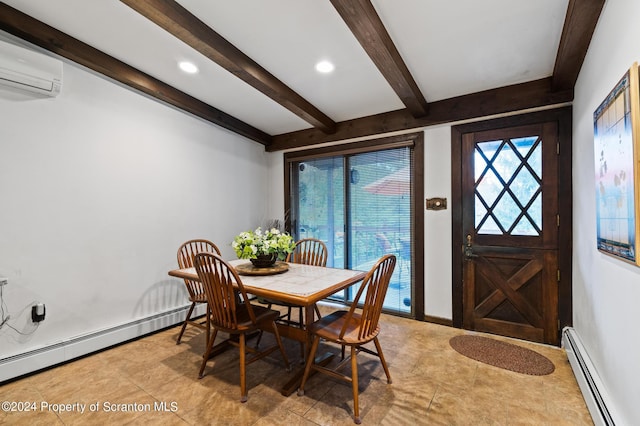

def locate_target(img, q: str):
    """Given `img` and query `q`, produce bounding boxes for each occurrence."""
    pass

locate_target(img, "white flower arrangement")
[232,227,296,261]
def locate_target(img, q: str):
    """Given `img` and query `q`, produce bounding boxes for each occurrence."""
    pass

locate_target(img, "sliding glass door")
[288,144,414,315]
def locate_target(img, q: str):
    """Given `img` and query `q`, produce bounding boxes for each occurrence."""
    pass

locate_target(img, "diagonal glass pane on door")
[512,136,539,158]
[493,193,520,231]
[478,215,502,234]
[476,168,502,207]
[528,143,542,180]
[512,216,539,236]
[475,197,488,229]
[528,192,542,230]
[493,143,519,184]
[475,149,489,181]
[511,167,540,208]
[476,140,502,164]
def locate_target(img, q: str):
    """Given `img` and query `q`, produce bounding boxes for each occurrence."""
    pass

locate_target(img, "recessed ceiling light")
[315,60,335,74]
[178,61,198,74]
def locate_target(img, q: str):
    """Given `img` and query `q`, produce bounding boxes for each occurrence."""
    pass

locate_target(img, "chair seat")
[217,304,280,333]
[309,310,380,345]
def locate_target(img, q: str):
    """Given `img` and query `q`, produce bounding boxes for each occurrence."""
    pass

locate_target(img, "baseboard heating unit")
[0,304,204,383]
[562,327,615,426]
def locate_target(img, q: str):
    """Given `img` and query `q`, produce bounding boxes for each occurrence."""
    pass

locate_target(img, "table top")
[168,259,366,306]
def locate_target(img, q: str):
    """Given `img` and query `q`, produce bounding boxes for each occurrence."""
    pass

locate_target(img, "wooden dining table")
[168,258,366,395]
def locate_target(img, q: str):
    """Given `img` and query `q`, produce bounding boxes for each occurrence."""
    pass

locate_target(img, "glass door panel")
[293,157,344,268]
[290,147,412,315]
[347,148,412,313]
[474,136,543,236]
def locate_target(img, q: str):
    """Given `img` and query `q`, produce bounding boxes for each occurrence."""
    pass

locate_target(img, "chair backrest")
[340,254,396,341]
[287,238,328,267]
[177,239,221,297]
[193,252,257,330]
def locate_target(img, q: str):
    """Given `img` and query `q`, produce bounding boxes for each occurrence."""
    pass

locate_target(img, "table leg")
[304,304,314,356]
[279,303,334,396]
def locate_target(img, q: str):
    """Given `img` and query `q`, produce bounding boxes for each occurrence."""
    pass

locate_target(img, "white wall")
[572,0,640,423]
[423,126,453,319]
[0,41,272,362]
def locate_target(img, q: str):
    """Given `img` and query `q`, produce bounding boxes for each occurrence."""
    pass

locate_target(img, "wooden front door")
[459,121,560,345]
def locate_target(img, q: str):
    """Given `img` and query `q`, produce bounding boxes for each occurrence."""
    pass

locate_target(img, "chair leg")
[313,303,322,319]
[176,302,196,344]
[198,328,218,378]
[373,337,392,384]
[239,333,248,403]
[270,321,290,371]
[204,305,211,348]
[297,335,321,396]
[351,345,361,424]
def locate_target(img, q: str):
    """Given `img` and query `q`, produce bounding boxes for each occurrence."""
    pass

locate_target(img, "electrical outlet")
[0,277,7,287]
[31,303,45,322]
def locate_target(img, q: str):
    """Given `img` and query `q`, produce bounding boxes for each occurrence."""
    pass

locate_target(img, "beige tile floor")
[0,307,592,425]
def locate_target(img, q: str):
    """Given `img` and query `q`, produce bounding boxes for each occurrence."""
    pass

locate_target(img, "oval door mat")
[449,335,555,375]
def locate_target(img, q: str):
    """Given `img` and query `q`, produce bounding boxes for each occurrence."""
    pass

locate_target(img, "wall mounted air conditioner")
[0,39,62,97]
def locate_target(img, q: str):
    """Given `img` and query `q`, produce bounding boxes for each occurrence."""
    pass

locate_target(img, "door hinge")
[557,214,560,227]
[557,269,561,282]
[558,319,561,331]
[557,142,560,155]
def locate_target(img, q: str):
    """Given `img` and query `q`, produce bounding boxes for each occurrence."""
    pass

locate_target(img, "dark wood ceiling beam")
[0,3,271,145]
[268,77,572,151]
[121,0,336,134]
[331,0,428,117]
[552,0,605,91]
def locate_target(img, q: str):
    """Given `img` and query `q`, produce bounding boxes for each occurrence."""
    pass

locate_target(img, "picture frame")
[593,62,640,266]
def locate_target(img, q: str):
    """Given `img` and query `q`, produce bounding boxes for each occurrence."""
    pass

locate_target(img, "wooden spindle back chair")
[194,252,290,402]
[286,238,328,320]
[175,239,221,345]
[297,254,396,424]
[287,238,328,267]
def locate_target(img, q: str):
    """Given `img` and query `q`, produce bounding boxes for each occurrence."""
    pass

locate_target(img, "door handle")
[464,246,479,259]
[464,234,479,259]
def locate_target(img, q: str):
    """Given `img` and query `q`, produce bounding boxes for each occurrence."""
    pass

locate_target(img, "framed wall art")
[593,62,640,266]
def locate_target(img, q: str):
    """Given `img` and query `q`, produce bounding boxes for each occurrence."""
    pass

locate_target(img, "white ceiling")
[1,0,569,136]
